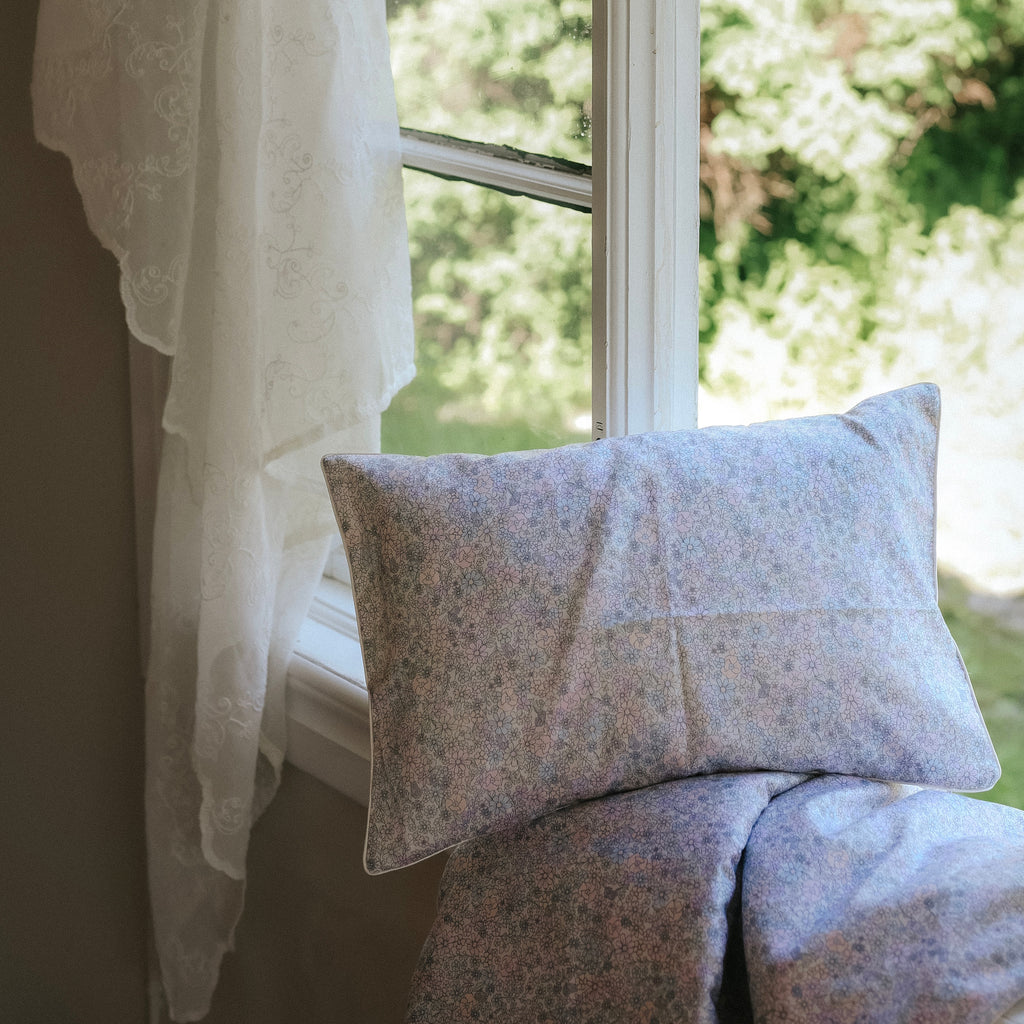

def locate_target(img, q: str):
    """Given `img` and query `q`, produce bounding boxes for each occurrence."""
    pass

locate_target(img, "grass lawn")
[939,573,1024,810]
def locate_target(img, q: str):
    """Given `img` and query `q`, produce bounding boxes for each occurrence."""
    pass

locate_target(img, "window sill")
[285,576,371,806]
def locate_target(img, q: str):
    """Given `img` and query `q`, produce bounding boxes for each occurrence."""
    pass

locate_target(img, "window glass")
[382,169,592,455]
[386,0,592,163]
[697,0,1024,809]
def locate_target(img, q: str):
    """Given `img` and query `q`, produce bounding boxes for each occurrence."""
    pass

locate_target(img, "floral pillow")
[322,384,999,873]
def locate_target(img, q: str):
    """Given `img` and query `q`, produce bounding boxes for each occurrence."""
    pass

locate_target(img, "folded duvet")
[405,774,1024,1024]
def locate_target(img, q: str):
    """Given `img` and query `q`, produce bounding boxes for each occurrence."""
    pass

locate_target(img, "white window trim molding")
[282,0,702,803]
[286,576,372,805]
[592,0,700,439]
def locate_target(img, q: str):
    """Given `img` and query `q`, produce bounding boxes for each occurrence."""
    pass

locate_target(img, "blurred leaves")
[699,0,1024,416]
[383,0,1024,456]
[384,0,593,451]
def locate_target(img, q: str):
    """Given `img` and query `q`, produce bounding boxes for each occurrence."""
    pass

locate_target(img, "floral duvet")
[405,773,1024,1023]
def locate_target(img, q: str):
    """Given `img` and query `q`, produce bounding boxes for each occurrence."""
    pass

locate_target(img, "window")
[288,0,700,799]
[291,2,1022,812]
[381,0,700,458]
[383,0,594,456]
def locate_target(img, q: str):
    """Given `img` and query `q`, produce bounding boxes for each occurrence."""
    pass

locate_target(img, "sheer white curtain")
[32,1,414,1019]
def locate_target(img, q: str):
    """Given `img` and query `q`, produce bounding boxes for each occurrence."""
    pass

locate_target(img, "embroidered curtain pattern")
[33,1,414,1019]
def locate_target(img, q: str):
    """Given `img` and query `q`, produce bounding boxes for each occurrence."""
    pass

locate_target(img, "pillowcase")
[322,383,999,873]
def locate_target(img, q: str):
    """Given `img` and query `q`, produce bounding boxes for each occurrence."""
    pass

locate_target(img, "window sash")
[393,1,701,441]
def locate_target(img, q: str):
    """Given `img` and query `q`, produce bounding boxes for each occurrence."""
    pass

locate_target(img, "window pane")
[697,0,1024,809]
[382,170,591,456]
[386,0,592,164]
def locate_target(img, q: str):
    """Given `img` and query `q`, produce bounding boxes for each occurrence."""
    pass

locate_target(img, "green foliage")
[699,0,1024,414]
[383,0,592,452]
[385,0,1024,448]
[390,169,592,453]
[940,573,1024,809]
[387,0,592,161]
[902,52,1024,227]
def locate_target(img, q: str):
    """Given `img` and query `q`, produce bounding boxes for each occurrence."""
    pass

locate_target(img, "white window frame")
[285,0,701,803]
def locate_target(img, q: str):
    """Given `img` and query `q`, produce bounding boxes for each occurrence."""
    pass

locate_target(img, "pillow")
[322,384,999,873]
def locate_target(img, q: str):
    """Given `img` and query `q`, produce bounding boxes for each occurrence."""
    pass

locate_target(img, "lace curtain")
[32,1,414,1019]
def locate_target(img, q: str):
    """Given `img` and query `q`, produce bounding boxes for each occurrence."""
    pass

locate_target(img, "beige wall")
[0,2,150,1020]
[201,769,446,1024]
[1,3,443,1021]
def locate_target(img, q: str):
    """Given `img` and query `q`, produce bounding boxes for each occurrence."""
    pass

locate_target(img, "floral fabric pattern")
[407,772,805,1024]
[322,384,999,873]
[743,775,1024,1024]
[406,775,1024,1024]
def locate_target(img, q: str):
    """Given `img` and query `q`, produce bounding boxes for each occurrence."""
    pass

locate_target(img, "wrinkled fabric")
[406,775,1024,1024]
[744,776,1024,1024]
